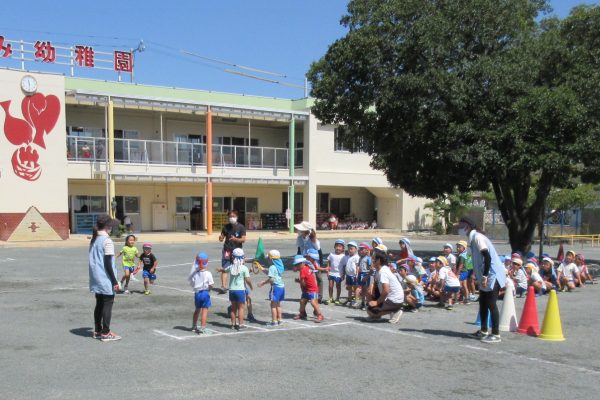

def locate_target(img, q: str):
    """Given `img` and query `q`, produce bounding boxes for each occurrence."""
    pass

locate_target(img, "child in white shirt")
[326,239,347,305]
[188,252,214,334]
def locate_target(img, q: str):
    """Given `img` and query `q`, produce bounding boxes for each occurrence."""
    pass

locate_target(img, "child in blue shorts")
[326,239,347,305]
[258,249,285,326]
[218,248,253,330]
[139,243,158,295]
[188,252,214,334]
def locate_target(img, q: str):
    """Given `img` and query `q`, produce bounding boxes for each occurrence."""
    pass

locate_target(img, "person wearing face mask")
[88,214,121,342]
[218,210,247,294]
[458,217,506,344]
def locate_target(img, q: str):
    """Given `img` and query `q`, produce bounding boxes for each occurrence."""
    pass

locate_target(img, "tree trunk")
[491,172,553,254]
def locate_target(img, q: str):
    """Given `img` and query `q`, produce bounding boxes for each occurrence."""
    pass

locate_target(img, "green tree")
[425,190,473,234]
[307,1,600,252]
[547,184,599,212]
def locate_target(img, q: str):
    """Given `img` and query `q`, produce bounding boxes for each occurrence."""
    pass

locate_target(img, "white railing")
[66,136,303,168]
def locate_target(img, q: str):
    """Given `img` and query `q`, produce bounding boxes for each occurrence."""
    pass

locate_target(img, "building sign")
[0,35,134,79]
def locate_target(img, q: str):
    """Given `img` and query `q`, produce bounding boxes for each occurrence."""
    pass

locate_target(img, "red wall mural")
[1,93,60,181]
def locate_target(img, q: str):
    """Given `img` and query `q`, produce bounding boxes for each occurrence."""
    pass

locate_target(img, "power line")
[181,50,288,78]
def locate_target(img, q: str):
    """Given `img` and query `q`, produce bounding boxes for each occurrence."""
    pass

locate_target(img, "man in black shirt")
[218,210,246,293]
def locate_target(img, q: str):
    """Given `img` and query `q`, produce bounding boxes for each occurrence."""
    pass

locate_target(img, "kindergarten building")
[0,66,430,241]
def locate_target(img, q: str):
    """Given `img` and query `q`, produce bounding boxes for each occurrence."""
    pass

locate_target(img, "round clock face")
[21,75,38,94]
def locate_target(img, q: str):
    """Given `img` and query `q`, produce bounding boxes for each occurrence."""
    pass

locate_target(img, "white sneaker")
[481,334,501,344]
[389,310,403,324]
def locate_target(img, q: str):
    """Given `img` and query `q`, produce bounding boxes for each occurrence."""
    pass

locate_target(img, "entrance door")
[233,197,246,226]
[152,203,168,231]
[190,197,203,231]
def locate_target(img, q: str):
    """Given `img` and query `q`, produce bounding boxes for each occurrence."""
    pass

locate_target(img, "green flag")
[255,237,265,260]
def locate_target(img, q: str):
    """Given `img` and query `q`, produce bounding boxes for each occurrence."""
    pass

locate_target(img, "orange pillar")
[206,108,213,234]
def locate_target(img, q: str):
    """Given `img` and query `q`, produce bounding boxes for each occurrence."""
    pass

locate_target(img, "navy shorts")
[301,291,319,301]
[269,286,285,302]
[459,271,469,281]
[345,276,357,286]
[194,290,212,309]
[123,266,134,273]
[358,272,369,287]
[467,270,474,278]
[516,286,527,296]
[229,289,246,303]
[444,286,460,293]
[328,275,342,284]
[143,270,156,280]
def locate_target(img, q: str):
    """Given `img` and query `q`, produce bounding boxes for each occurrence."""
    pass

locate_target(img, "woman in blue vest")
[89,214,122,342]
[458,217,507,344]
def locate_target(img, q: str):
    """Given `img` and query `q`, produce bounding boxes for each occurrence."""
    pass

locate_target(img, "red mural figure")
[1,92,60,181]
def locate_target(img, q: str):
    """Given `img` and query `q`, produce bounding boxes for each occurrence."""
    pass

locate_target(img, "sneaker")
[200,328,212,336]
[92,331,100,339]
[192,326,201,334]
[231,325,237,330]
[352,302,362,310]
[219,287,228,294]
[445,305,454,311]
[469,294,478,301]
[277,320,283,326]
[481,334,501,344]
[100,331,122,342]
[334,300,341,305]
[293,313,307,320]
[123,289,130,294]
[144,290,150,295]
[267,321,278,327]
[470,330,489,339]
[315,314,324,323]
[408,308,418,313]
[389,310,403,324]
[237,324,248,331]
[323,299,331,305]
[349,301,357,308]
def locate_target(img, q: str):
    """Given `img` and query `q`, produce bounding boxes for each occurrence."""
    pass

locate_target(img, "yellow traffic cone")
[539,290,566,341]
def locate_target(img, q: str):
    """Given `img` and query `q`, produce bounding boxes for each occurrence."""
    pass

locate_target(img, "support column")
[107,98,116,218]
[206,107,213,234]
[289,116,295,233]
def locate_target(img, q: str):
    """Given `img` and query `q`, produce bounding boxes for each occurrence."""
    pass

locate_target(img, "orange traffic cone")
[539,290,566,341]
[517,286,540,336]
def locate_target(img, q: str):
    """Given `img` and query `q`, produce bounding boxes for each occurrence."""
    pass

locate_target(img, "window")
[317,193,329,213]
[334,127,368,153]
[246,198,258,213]
[68,126,104,137]
[176,197,203,213]
[73,195,106,213]
[216,137,259,146]
[330,198,351,217]
[124,197,140,214]
[282,192,303,213]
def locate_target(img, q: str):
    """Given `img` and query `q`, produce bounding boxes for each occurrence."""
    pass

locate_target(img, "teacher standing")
[88,214,121,342]
[218,210,246,294]
[458,217,506,344]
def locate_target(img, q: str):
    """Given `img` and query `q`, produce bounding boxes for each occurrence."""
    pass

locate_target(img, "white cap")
[268,249,281,259]
[406,275,418,285]
[294,221,313,232]
[232,248,244,257]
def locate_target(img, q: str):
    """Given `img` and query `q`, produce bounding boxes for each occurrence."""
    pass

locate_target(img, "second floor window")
[334,128,368,153]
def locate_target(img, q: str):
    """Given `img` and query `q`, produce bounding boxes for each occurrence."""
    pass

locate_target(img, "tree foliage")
[425,190,473,234]
[308,1,600,252]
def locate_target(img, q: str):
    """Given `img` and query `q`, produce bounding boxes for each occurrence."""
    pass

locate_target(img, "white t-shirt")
[327,253,346,277]
[530,271,546,289]
[377,266,404,304]
[438,266,460,287]
[445,253,457,269]
[513,268,528,289]
[558,262,578,281]
[345,254,359,276]
[188,267,214,292]
[296,235,320,255]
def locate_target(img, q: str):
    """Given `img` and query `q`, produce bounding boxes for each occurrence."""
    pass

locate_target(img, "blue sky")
[1,1,597,99]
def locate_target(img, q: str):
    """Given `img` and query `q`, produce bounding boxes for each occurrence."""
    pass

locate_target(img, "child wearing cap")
[217,248,253,330]
[456,240,472,304]
[557,250,581,291]
[138,243,158,295]
[188,252,214,334]
[540,257,559,291]
[354,243,372,310]
[343,241,360,307]
[443,243,457,271]
[510,257,528,297]
[404,275,425,311]
[526,262,546,295]
[437,256,460,310]
[398,238,414,260]
[306,248,327,303]
[293,255,324,322]
[325,240,347,305]
[575,254,594,285]
[258,250,285,326]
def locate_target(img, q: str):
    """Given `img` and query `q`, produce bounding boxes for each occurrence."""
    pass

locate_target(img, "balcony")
[66,136,303,168]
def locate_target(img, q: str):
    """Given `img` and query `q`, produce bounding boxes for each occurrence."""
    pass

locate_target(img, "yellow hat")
[436,256,448,266]
[456,240,468,248]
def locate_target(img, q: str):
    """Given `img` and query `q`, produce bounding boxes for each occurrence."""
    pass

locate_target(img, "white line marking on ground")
[348,321,426,339]
[0,257,16,263]
[153,330,185,340]
[460,344,489,352]
[0,285,89,295]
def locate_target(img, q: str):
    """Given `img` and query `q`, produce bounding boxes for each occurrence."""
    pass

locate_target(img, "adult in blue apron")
[458,217,507,344]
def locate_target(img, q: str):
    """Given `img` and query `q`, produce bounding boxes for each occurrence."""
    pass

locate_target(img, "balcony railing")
[66,136,303,168]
